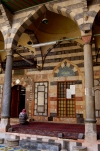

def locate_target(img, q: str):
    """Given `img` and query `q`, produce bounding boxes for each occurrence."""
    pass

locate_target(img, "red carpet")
[11,122,100,139]
[11,122,85,139]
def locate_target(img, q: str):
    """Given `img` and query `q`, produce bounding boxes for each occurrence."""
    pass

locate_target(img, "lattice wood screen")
[57,81,76,117]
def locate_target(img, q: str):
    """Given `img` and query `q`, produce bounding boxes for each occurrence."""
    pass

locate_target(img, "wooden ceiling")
[0,0,53,13]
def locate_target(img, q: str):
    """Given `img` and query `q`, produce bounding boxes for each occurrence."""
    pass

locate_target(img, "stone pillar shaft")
[1,50,13,118]
[82,35,96,123]
[82,35,97,150]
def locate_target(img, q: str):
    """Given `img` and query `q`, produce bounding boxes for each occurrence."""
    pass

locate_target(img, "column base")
[85,123,97,141]
[0,118,11,132]
[82,142,98,151]
[83,123,98,151]
[85,119,96,123]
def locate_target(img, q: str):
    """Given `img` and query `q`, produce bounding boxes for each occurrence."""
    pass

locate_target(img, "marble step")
[19,139,61,151]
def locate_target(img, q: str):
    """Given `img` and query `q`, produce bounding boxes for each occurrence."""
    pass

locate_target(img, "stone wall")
[26,65,84,123]
[0,41,100,124]
[0,66,100,124]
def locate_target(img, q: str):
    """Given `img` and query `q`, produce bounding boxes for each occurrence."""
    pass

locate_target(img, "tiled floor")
[0,145,42,151]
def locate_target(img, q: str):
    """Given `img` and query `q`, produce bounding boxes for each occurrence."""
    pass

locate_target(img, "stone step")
[72,146,87,151]
[6,138,19,147]
[19,139,61,151]
[0,138,4,144]
[10,118,19,125]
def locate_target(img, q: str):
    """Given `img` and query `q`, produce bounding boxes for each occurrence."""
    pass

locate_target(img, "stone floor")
[0,144,44,151]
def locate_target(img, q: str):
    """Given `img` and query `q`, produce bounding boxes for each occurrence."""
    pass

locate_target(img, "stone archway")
[9,5,46,55]
[11,77,33,119]
[45,1,100,33]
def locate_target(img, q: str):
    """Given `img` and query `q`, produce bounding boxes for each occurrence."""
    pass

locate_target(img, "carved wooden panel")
[57,81,76,117]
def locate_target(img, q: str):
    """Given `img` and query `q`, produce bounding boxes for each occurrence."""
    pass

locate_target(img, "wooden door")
[10,85,21,117]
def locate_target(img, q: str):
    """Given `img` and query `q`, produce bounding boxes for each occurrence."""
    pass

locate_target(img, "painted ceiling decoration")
[0,0,53,13]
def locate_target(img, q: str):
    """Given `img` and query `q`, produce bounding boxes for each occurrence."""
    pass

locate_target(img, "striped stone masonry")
[0,4,12,28]
[2,5,46,49]
[45,0,98,32]
[0,0,99,50]
[34,41,95,72]
[0,0,100,129]
[29,33,42,67]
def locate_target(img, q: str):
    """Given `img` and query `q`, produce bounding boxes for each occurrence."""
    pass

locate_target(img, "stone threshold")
[6,132,84,143]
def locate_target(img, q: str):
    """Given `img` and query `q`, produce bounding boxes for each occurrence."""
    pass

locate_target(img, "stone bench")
[19,139,61,151]
[0,138,4,144]
[72,146,87,151]
[6,138,19,147]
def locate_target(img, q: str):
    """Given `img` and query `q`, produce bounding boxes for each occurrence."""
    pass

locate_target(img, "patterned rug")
[11,122,100,139]
[0,145,29,151]
[11,122,85,139]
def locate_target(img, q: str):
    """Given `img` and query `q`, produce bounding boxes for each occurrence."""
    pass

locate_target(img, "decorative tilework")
[76,80,82,84]
[50,82,57,85]
[53,60,79,77]
[57,66,75,77]
[0,145,21,151]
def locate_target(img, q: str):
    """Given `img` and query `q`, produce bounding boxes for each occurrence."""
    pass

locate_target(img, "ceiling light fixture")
[42,18,48,24]
[16,79,20,84]
[42,11,48,24]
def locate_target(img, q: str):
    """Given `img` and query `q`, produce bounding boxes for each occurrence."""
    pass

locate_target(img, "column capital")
[81,35,92,45]
[5,49,13,56]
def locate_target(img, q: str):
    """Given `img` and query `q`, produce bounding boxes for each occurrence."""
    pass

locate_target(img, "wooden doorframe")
[10,85,26,118]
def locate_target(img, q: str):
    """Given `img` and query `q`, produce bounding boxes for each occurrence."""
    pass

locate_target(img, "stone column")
[82,35,97,151]
[0,49,13,132]
[82,35,96,123]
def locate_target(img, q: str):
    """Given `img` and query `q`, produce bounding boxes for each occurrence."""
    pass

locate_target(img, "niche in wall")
[34,82,48,116]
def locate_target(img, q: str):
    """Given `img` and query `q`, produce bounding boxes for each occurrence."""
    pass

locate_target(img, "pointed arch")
[11,77,33,119]
[52,59,84,80]
[92,9,100,50]
[45,1,100,32]
[12,80,27,88]
[4,5,46,50]
[45,3,76,23]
